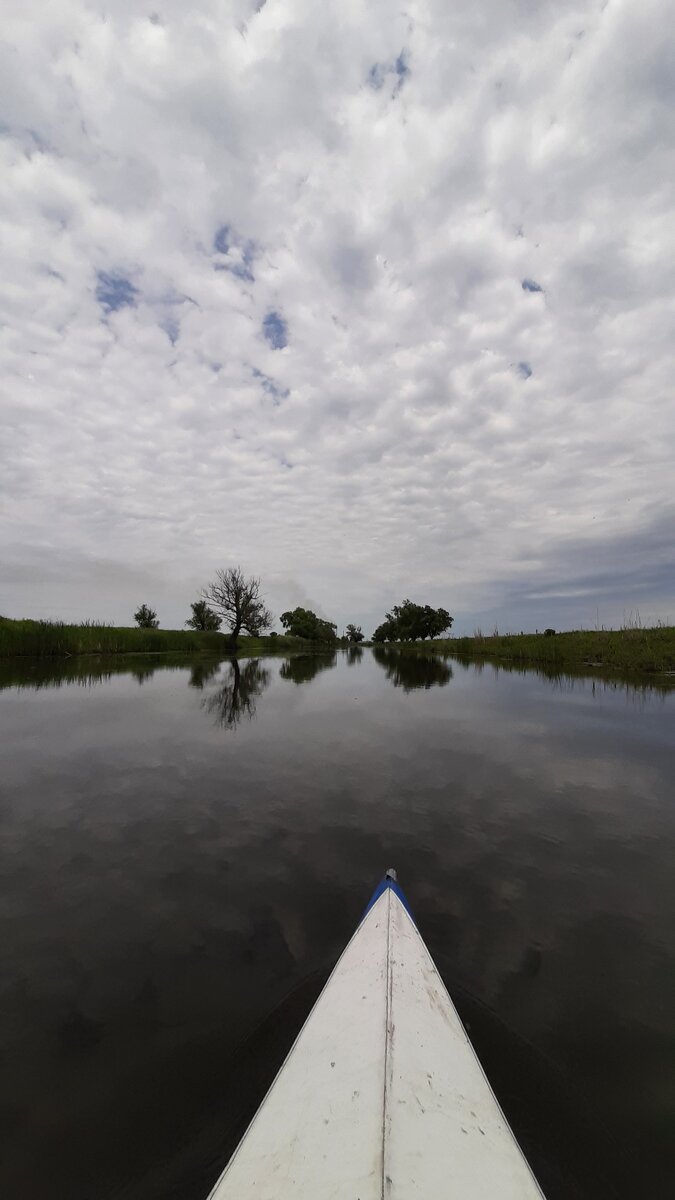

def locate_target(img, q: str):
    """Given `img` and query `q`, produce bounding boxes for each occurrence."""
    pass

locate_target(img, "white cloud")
[1,0,673,634]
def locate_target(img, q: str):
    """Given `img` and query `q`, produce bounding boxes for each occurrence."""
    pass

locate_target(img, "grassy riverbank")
[431,625,675,676]
[0,617,298,658]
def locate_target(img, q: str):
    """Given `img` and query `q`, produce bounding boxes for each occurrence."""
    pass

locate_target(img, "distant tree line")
[133,567,364,648]
[134,576,450,648]
[133,567,272,645]
[372,599,452,643]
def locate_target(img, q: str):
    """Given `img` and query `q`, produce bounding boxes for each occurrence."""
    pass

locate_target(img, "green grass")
[427,625,675,676]
[0,617,303,659]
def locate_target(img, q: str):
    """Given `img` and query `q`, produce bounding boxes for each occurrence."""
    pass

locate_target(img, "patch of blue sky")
[394,50,410,91]
[367,49,410,95]
[155,291,197,346]
[252,367,289,405]
[517,361,533,379]
[161,315,180,345]
[368,63,386,90]
[214,224,231,254]
[522,278,544,293]
[213,224,256,282]
[96,270,138,313]
[262,311,288,349]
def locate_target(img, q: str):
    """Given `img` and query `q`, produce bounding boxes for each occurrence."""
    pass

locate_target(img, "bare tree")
[202,567,272,646]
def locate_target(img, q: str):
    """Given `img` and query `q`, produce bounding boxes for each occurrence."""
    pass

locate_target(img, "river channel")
[0,649,673,1198]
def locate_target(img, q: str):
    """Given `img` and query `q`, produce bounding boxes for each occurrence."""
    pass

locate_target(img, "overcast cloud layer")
[1,0,673,635]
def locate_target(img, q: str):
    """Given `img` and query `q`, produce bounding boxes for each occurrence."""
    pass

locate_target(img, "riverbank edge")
[391,626,675,679]
[0,617,325,659]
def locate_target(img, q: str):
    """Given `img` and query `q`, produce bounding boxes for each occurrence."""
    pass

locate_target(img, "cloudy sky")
[1,0,673,636]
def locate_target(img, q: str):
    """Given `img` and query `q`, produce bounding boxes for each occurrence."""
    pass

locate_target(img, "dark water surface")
[1,650,673,1199]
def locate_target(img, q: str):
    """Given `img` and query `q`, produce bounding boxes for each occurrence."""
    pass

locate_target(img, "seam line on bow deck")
[381,888,393,1200]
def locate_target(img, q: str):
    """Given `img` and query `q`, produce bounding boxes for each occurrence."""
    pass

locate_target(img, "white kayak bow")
[208,870,546,1199]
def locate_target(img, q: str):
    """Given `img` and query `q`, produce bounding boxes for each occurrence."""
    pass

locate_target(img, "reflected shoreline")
[0,651,334,693]
[0,648,670,706]
[447,651,674,698]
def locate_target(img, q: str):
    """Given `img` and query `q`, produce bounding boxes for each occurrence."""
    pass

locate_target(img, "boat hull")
[208,878,545,1198]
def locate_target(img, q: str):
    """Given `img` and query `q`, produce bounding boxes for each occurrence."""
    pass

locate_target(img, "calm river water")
[1,649,673,1199]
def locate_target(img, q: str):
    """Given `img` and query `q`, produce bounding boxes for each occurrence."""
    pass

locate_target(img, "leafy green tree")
[203,567,272,646]
[345,623,364,644]
[280,607,337,642]
[372,600,452,642]
[372,618,396,642]
[185,600,222,631]
[420,604,452,639]
[134,604,159,629]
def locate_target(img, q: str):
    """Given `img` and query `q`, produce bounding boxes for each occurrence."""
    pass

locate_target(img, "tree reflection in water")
[372,646,453,692]
[346,646,363,666]
[188,659,222,690]
[202,658,271,729]
[279,654,337,685]
[129,664,157,686]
